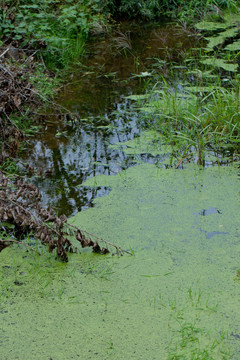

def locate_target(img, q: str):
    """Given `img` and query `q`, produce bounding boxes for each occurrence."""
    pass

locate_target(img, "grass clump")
[128,80,240,165]
[123,6,240,165]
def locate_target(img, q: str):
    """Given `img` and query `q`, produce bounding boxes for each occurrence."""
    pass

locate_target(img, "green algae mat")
[0,163,239,359]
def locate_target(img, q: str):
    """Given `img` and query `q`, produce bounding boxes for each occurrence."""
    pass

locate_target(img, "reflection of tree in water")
[35,118,132,215]
[18,22,197,216]
[40,132,108,216]
[24,100,149,215]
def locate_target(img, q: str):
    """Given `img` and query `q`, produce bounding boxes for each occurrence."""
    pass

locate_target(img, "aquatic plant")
[113,30,132,50]
[201,58,238,72]
[125,79,239,165]
[117,8,240,165]
[195,12,240,73]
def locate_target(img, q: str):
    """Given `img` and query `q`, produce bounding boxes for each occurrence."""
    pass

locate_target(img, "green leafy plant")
[0,0,105,68]
[100,0,238,20]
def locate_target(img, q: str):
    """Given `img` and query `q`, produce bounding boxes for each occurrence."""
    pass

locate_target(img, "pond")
[1,20,240,359]
[18,20,198,216]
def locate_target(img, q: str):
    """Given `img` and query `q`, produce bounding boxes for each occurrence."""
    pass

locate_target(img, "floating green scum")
[1,162,239,359]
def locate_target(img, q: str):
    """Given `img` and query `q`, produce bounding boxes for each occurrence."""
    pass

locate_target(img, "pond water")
[1,21,240,360]
[19,21,198,216]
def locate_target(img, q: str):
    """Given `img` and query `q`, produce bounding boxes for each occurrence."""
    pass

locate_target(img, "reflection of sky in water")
[197,207,222,216]
[18,23,199,216]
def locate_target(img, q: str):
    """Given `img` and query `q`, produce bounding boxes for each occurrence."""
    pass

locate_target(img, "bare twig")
[68,223,132,256]
[0,47,38,53]
[32,112,73,117]
[39,51,47,69]
[3,110,22,131]
[175,154,190,169]
[23,50,39,64]
[0,63,14,78]
[0,238,41,255]
[0,47,10,58]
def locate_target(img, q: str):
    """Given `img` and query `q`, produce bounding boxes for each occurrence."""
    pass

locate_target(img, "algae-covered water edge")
[1,163,239,359]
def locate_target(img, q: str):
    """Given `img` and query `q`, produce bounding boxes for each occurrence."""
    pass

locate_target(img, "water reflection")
[19,22,198,216]
[23,98,142,215]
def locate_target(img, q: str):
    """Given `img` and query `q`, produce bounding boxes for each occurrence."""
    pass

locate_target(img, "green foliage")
[225,40,240,51]
[126,79,240,163]
[118,0,162,20]
[0,158,20,174]
[135,8,239,160]
[205,28,238,51]
[100,0,238,20]
[201,58,238,72]
[0,0,104,68]
[195,12,240,78]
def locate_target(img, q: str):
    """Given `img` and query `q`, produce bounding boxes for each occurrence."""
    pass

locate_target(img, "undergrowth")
[101,0,238,21]
[141,82,239,161]
[0,1,107,173]
[0,0,106,69]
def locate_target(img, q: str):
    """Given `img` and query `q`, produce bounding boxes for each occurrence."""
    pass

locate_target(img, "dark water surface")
[19,21,198,216]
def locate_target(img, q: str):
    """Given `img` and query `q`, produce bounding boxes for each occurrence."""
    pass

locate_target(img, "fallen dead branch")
[0,170,131,261]
[68,223,132,256]
[0,47,10,58]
